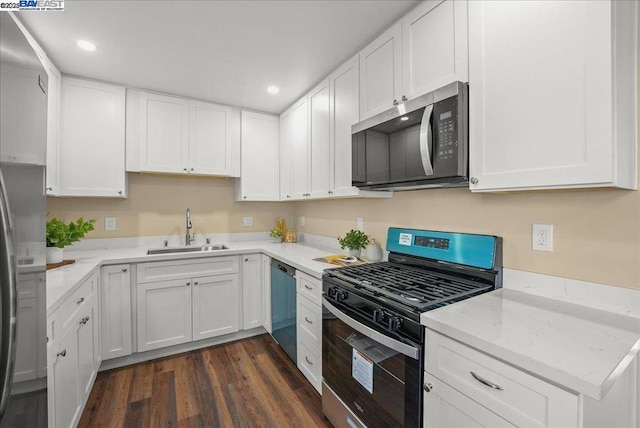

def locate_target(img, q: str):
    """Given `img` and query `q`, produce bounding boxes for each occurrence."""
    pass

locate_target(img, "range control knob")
[373,309,383,323]
[336,290,348,303]
[388,316,401,331]
[327,287,337,299]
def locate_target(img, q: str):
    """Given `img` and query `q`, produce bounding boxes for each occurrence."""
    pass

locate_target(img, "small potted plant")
[46,217,96,264]
[269,228,284,243]
[337,229,370,258]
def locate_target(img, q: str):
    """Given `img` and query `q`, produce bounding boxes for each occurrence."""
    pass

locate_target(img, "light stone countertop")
[47,240,340,316]
[421,288,640,401]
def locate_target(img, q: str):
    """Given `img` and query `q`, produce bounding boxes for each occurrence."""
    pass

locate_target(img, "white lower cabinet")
[423,329,637,428]
[137,278,193,352]
[242,254,264,330]
[193,274,240,340]
[296,271,322,393]
[136,257,241,352]
[14,272,46,383]
[100,264,132,360]
[47,270,100,428]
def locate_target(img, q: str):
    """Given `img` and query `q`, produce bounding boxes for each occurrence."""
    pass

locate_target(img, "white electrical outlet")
[105,217,116,231]
[356,217,364,231]
[243,216,253,227]
[532,224,553,251]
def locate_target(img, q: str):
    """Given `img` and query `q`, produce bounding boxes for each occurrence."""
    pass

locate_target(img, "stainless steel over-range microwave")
[352,81,468,191]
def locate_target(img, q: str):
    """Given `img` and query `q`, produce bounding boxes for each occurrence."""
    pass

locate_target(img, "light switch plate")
[105,217,116,231]
[243,216,253,227]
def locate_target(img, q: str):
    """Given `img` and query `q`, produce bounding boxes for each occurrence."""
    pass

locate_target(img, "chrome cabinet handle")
[393,99,399,106]
[305,357,313,365]
[122,268,128,272]
[117,190,123,195]
[304,317,313,324]
[77,297,85,305]
[470,371,503,391]
[402,95,408,102]
[183,167,188,172]
[57,349,67,358]
[186,282,191,286]
[304,284,313,290]
[244,258,249,262]
[470,177,479,185]
[80,316,89,325]
[423,382,433,393]
[194,281,199,286]
[46,187,53,191]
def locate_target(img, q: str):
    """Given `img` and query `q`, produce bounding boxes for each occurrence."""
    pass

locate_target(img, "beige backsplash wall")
[47,173,294,239]
[291,187,640,290]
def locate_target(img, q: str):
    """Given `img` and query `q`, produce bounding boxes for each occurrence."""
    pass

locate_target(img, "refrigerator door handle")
[0,170,17,418]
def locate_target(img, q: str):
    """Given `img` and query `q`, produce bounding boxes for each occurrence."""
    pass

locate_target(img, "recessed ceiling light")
[267,85,280,95]
[77,40,97,52]
[400,116,409,121]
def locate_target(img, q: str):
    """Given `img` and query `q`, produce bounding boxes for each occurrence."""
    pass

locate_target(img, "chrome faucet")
[185,208,195,246]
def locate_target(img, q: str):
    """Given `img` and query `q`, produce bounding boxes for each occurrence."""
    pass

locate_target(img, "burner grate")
[326,262,493,311]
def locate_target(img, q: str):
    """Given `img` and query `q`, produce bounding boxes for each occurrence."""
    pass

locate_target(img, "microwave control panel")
[433,96,460,177]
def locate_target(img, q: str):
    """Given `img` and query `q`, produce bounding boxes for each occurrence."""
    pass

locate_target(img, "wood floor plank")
[80,334,330,428]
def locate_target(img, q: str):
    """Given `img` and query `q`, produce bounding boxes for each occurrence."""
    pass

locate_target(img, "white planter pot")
[46,247,63,264]
[348,248,361,258]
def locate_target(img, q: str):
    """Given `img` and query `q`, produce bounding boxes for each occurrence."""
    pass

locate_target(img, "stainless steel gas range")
[321,227,502,428]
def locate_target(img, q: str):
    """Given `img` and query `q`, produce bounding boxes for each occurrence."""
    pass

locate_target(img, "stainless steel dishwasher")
[270,259,297,364]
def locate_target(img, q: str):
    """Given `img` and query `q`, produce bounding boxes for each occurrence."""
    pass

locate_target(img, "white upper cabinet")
[279,107,293,200]
[359,1,468,121]
[235,111,280,201]
[468,0,637,191]
[308,78,331,198]
[58,77,127,197]
[330,56,361,197]
[43,57,61,195]
[127,90,240,177]
[290,96,310,199]
[402,0,468,100]
[359,22,403,120]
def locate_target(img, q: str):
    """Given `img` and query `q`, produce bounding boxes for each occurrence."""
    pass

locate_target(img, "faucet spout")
[185,208,195,245]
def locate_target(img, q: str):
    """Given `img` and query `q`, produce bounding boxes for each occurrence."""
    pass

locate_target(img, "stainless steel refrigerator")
[0,11,48,426]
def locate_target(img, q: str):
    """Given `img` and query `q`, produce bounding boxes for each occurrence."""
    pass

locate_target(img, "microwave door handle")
[322,297,420,360]
[419,104,435,177]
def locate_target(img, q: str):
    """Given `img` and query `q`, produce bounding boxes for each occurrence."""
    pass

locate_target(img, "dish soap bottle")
[365,239,383,262]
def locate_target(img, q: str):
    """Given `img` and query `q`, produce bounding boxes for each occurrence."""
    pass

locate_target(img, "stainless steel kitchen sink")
[146,245,229,255]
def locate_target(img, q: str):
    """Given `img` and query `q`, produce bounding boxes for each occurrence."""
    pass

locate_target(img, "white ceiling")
[18,1,418,114]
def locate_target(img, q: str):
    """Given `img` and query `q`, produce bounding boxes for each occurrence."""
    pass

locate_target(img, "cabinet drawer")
[137,256,239,283]
[57,272,97,332]
[296,271,322,306]
[425,330,578,427]
[17,272,39,299]
[297,295,321,352]
[298,340,322,393]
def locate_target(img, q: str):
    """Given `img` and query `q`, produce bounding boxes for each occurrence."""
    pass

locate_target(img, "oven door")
[322,297,421,428]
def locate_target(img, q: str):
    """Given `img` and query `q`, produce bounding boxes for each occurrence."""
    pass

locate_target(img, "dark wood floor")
[79,334,332,428]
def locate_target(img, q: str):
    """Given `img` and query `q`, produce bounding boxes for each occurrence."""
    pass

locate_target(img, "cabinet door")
[330,55,360,196]
[101,265,132,360]
[13,297,38,382]
[237,111,280,201]
[279,107,293,200]
[44,57,61,195]
[359,22,402,120]
[192,274,240,340]
[48,325,80,428]
[139,91,189,174]
[290,97,309,199]
[242,255,263,330]
[468,1,619,191]
[77,301,96,398]
[137,278,192,352]
[261,255,272,333]
[423,372,515,428]
[309,78,331,198]
[402,0,468,100]
[59,77,126,197]
[189,101,233,175]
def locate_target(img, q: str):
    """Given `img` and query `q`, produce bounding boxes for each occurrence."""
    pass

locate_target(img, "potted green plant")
[269,228,284,243]
[337,229,370,258]
[46,217,96,264]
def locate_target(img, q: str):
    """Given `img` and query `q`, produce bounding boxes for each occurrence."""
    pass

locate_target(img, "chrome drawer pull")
[76,297,85,305]
[304,317,313,324]
[423,383,433,393]
[470,371,503,391]
[305,357,313,365]
[304,284,313,290]
[57,349,66,358]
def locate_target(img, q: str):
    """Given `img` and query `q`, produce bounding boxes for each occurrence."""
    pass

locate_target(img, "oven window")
[322,309,421,427]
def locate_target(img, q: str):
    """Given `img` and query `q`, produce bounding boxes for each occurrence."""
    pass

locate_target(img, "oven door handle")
[323,297,420,360]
